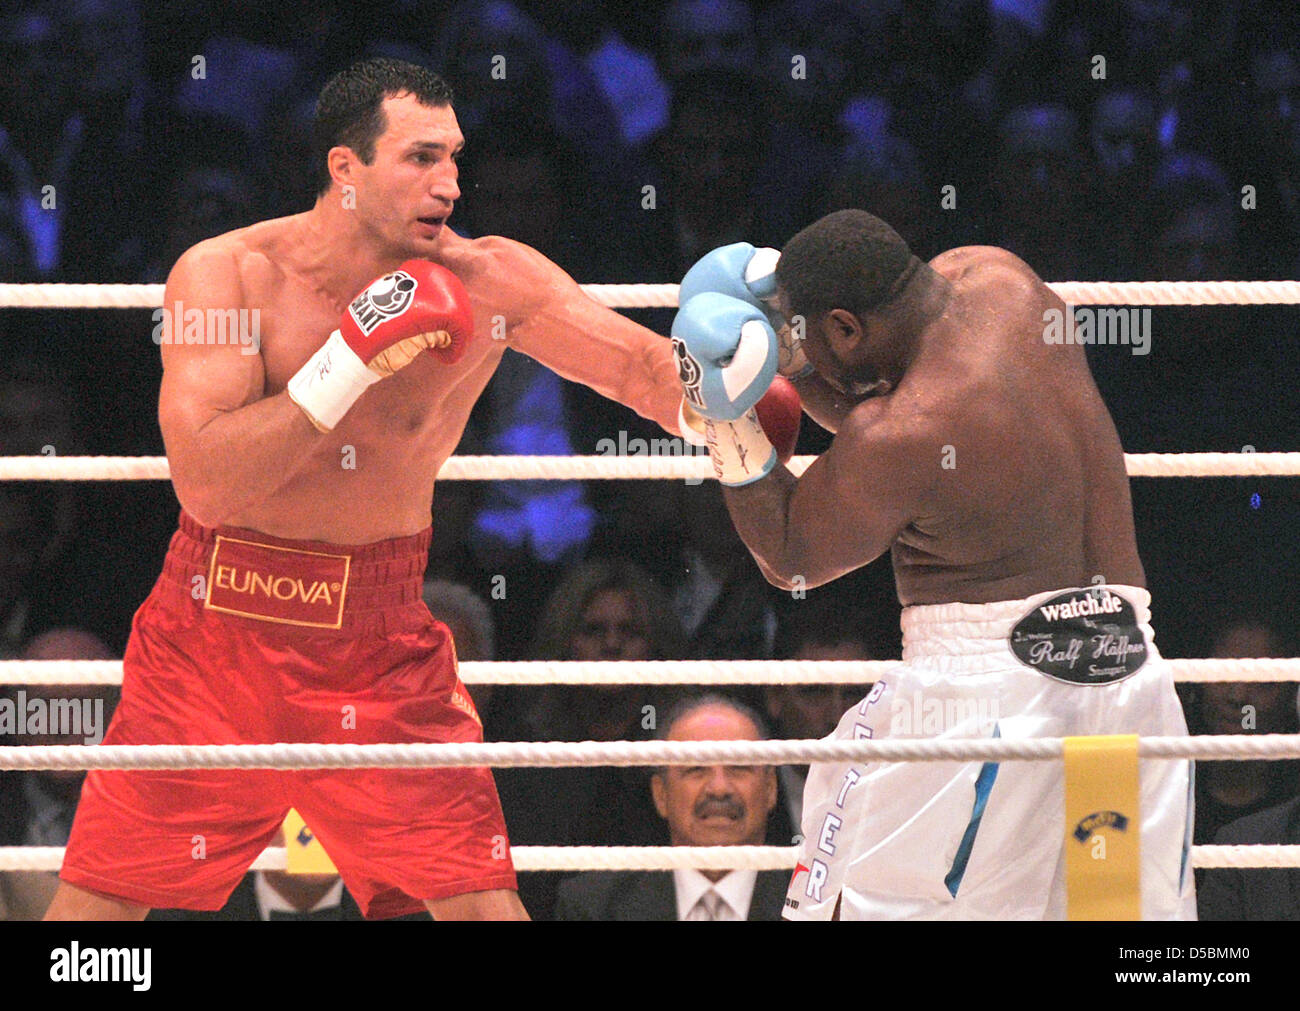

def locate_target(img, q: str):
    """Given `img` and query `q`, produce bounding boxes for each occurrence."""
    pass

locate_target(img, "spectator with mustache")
[554,694,787,920]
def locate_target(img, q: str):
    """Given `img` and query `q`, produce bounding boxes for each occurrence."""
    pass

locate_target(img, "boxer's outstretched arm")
[501,242,683,436]
[722,402,931,589]
[158,243,322,525]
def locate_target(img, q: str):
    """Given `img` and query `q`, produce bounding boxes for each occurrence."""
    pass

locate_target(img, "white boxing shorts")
[784,585,1196,921]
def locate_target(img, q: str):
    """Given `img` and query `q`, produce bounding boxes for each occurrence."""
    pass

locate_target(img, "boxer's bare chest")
[208,241,515,543]
[240,253,508,449]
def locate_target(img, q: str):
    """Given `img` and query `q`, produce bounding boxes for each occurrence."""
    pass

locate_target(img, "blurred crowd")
[2,0,1299,920]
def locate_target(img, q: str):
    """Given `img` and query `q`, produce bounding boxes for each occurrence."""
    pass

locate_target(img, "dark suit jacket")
[553,869,789,921]
[0,772,24,845]
[1198,796,1300,920]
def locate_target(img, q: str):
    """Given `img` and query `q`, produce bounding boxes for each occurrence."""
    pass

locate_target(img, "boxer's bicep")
[157,248,270,520]
[784,412,923,586]
[158,244,265,449]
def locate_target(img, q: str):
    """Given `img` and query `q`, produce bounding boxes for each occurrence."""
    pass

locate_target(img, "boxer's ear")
[327,145,362,192]
[825,309,863,358]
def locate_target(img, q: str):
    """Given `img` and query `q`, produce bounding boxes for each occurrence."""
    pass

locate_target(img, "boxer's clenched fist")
[679,241,780,311]
[679,242,812,380]
[672,292,779,421]
[288,260,474,432]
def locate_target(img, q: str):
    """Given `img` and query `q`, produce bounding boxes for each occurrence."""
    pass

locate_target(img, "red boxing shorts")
[61,511,516,918]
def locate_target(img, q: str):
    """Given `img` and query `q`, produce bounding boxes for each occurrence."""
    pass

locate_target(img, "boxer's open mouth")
[419,216,445,227]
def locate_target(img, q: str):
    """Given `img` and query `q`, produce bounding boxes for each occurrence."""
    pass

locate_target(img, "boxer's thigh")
[60,590,291,910]
[801,668,1023,917]
[282,610,516,917]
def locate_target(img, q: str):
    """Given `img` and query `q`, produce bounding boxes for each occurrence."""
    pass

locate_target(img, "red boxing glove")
[288,260,475,431]
[754,375,801,465]
[344,259,475,368]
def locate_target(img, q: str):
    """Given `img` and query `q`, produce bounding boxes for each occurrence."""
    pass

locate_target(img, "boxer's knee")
[43,881,150,921]
[425,887,529,921]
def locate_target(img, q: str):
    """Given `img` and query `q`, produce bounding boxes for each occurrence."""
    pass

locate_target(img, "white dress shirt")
[253,873,344,921]
[672,868,757,921]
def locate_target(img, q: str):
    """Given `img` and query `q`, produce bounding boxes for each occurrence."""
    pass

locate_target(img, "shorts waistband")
[160,510,432,620]
[901,585,1153,661]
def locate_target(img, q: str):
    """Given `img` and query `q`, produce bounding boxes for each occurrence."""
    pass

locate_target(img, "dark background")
[2,0,1299,922]
[3,0,1296,657]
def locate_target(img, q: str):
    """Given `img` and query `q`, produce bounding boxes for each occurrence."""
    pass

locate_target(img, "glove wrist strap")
[705,409,777,487]
[286,329,381,433]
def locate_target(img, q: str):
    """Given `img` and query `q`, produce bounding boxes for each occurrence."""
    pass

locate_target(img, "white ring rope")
[5,280,1300,310]
[5,657,1299,687]
[2,734,1300,772]
[1189,846,1300,870]
[1048,281,1300,305]
[0,845,805,873]
[0,843,1294,873]
[2,451,1299,482]
[5,280,1297,880]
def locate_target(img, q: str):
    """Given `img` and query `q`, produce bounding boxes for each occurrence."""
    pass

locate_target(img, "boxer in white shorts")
[668,210,1195,920]
[787,584,1193,919]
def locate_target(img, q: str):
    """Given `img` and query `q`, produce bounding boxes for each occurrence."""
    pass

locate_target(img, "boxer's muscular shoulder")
[438,233,565,320]
[840,394,941,467]
[168,218,294,305]
[166,235,244,305]
[931,245,1034,272]
[934,246,1050,338]
[933,246,1041,298]
[829,396,954,508]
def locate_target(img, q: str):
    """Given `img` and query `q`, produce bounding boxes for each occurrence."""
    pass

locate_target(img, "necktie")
[700,889,729,921]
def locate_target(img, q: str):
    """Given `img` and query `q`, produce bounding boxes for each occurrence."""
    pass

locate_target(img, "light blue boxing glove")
[678,243,813,380]
[672,292,779,422]
[679,242,781,313]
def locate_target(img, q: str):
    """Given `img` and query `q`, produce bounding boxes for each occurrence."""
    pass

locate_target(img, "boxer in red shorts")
[45,57,696,921]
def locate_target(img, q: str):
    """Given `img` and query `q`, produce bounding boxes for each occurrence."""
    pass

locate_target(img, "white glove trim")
[705,409,777,487]
[286,329,382,433]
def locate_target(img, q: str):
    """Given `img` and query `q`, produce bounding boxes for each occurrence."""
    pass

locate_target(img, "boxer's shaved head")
[313,58,454,197]
[777,209,918,324]
[776,209,942,397]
